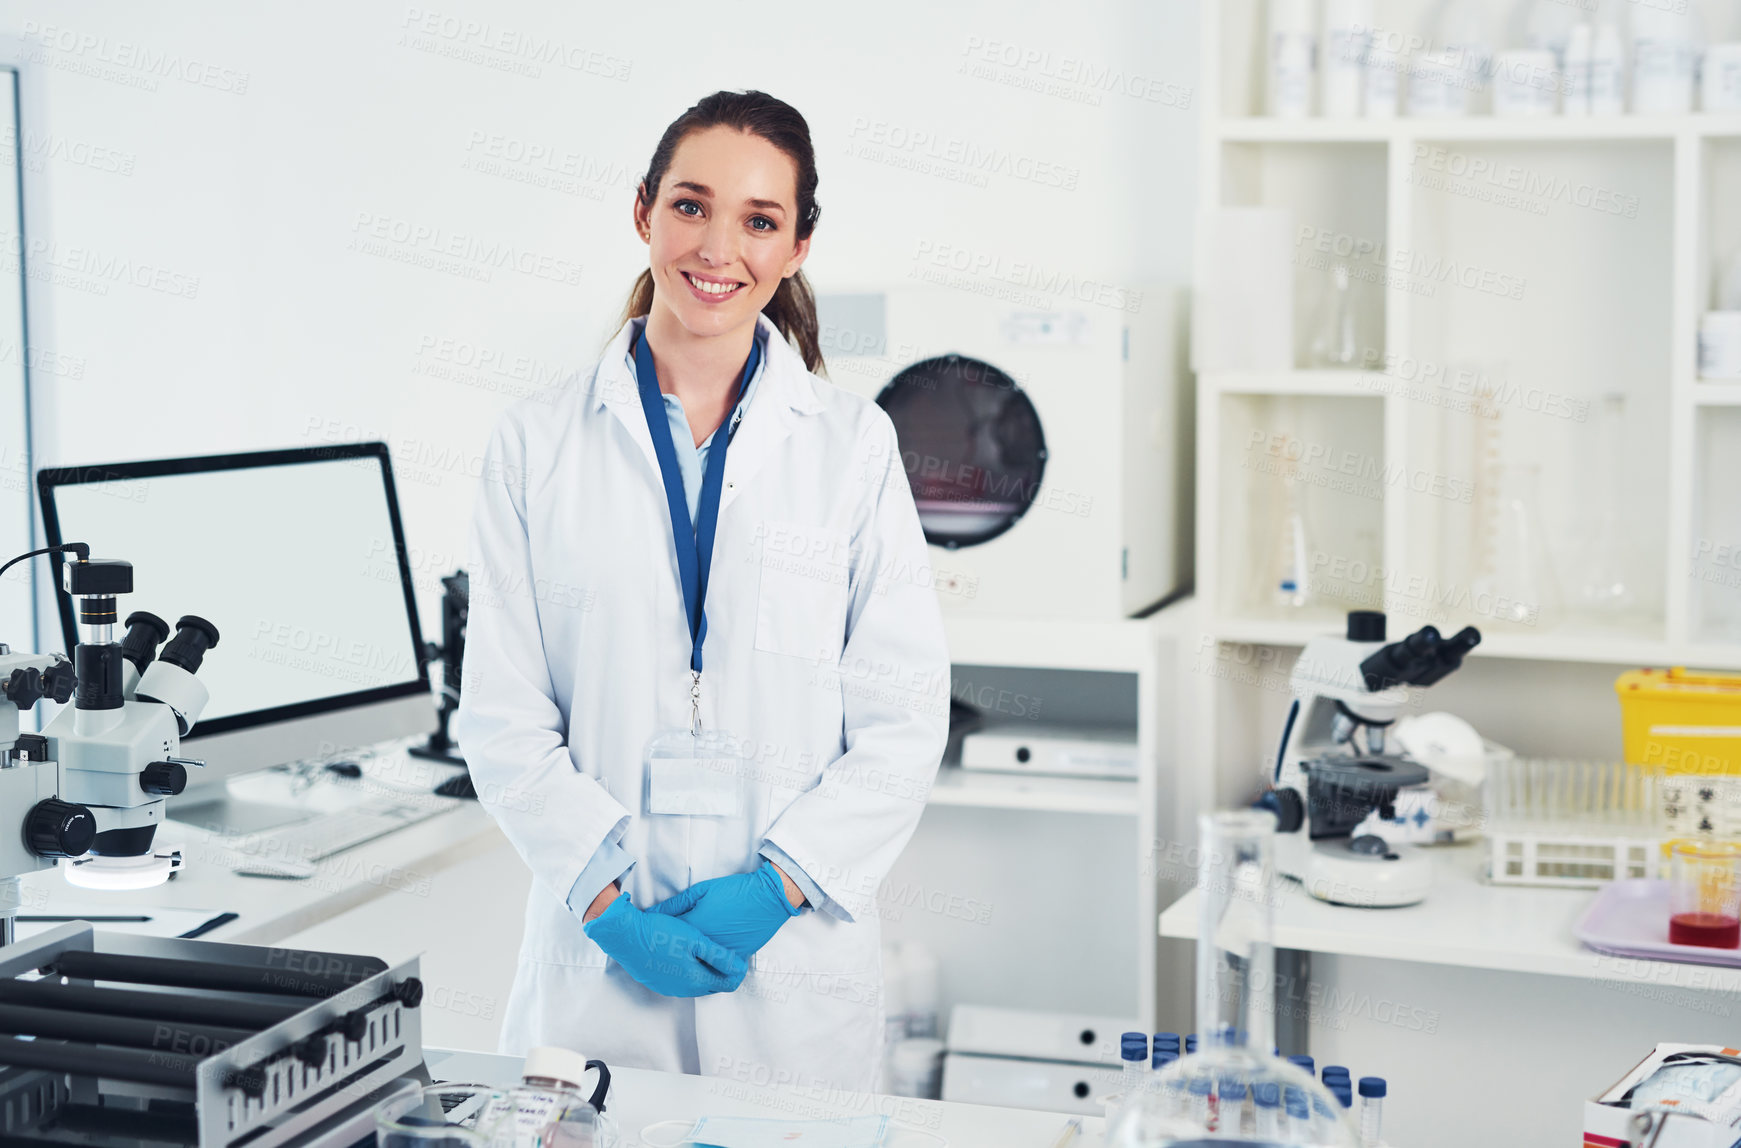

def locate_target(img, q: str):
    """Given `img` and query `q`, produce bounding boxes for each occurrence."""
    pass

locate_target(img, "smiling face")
[634,125,811,343]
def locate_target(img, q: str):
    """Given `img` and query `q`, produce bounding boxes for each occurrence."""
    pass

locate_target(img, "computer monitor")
[37,443,436,799]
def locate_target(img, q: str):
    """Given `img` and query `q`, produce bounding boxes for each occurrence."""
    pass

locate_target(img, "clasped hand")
[582,860,801,998]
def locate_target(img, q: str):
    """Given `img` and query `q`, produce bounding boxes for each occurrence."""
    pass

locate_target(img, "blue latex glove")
[647,859,801,959]
[582,892,748,997]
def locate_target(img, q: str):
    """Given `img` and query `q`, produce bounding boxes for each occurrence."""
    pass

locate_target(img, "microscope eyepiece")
[1410,626,1482,687]
[1358,624,1443,691]
[159,615,220,675]
[119,612,171,676]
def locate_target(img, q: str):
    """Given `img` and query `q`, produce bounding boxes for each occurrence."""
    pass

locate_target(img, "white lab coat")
[454,313,949,1091]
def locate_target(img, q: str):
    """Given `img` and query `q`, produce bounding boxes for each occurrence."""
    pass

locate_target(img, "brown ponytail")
[618,90,826,375]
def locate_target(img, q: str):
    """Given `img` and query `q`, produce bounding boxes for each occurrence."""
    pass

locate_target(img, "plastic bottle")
[1322,0,1373,117]
[1590,19,1625,115]
[1409,0,1491,117]
[517,1047,608,1143]
[1269,0,1318,117]
[1632,0,1701,114]
[1563,22,1594,115]
[1364,28,1400,118]
[1358,1077,1387,1146]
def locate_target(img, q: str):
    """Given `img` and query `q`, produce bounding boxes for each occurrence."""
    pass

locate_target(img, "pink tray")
[1575,878,1741,968]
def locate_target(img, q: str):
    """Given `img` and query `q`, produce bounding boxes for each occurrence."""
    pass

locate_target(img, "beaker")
[1669,840,1741,949]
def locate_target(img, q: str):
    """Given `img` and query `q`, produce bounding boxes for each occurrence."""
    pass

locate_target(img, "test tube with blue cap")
[1187,1076,1213,1125]
[1253,1081,1282,1139]
[1119,1032,1147,1096]
[1287,1054,1315,1076]
[1358,1077,1386,1146]
[1218,1078,1250,1135]
[1284,1086,1310,1137]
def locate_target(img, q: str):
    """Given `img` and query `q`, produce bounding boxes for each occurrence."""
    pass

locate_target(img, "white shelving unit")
[1194,1,1741,815]
[910,609,1190,1028]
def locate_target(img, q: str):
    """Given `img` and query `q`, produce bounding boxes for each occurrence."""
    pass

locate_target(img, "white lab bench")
[1160,841,1741,1148]
[425,1047,1104,1148]
[17,797,1104,1148]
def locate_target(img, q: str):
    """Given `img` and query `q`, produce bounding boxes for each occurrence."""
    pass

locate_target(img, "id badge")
[644,728,748,818]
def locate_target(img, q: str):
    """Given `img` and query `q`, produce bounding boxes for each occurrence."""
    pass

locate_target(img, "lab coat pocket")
[753,520,851,663]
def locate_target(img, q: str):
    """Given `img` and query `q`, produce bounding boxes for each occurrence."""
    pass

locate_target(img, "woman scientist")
[454,90,949,1091]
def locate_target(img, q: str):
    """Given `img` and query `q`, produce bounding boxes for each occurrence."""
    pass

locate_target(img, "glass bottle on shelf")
[1570,393,1638,625]
[1308,264,1361,369]
[1104,812,1358,1148]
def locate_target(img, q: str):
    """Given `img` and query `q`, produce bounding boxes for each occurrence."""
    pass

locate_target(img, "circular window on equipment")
[874,355,1047,549]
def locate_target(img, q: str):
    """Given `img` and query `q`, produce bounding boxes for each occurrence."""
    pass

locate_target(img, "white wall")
[1,0,1201,646]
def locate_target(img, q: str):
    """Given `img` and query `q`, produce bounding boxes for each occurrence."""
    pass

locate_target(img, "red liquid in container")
[1670,912,1741,948]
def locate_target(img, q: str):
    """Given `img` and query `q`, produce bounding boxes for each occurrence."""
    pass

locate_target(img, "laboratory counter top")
[1161,840,1741,994]
[424,1047,1105,1148]
[18,766,502,947]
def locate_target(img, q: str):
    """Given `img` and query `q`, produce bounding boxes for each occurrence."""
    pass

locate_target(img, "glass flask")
[1105,812,1359,1147]
[1308,265,1360,369]
[1570,394,1637,621]
[1470,462,1562,630]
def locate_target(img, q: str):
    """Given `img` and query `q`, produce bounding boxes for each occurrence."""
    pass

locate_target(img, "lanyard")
[634,326,762,732]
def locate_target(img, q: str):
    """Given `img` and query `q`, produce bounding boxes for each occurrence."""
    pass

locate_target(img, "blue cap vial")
[1322,1065,1350,1081]
[1285,1089,1310,1120]
[1154,1032,1181,1048]
[1254,1082,1281,1109]
[1332,1083,1354,1108]
[1152,1049,1177,1070]
[1219,1079,1249,1101]
[1358,1076,1387,1099]
[1188,1077,1214,1097]
[1185,1035,1198,1054]
[1287,1054,1315,1075]
[1120,1032,1147,1062]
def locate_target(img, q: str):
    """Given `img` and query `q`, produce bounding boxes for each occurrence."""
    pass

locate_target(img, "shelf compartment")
[1397,139,1673,642]
[1215,392,1386,629]
[1220,141,1390,368]
[1692,408,1741,643]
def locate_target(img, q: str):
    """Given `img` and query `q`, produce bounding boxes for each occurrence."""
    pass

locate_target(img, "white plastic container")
[1408,1,1490,118]
[1705,43,1741,112]
[1631,1,1700,115]
[1321,0,1372,118]
[1493,49,1560,116]
[1590,21,1626,115]
[901,942,941,1039]
[1268,0,1317,118]
[1563,22,1594,116]
[1364,37,1401,118]
[889,1038,946,1100]
[1701,313,1741,380]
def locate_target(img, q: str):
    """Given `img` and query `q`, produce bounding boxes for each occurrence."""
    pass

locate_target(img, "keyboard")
[238,801,438,865]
